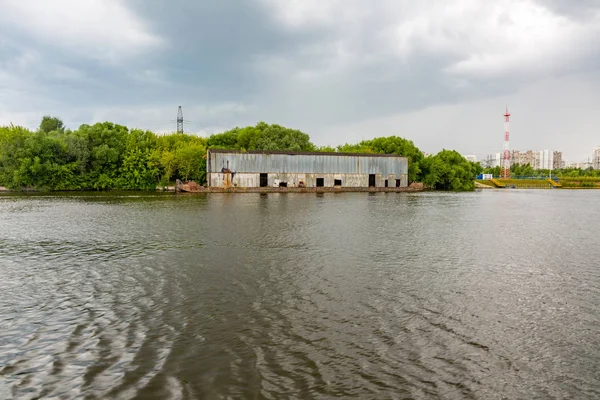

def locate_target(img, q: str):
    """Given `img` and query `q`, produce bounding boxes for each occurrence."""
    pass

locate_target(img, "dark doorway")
[334,179,342,186]
[279,182,287,187]
[260,173,268,187]
[316,178,324,187]
[396,179,401,187]
[369,174,376,187]
[384,180,388,187]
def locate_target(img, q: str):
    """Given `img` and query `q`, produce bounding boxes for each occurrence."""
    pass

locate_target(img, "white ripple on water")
[2,192,600,399]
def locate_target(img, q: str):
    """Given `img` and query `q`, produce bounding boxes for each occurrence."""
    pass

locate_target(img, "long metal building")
[207,150,409,188]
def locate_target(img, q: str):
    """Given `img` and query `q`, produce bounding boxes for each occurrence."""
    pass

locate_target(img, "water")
[0,190,599,399]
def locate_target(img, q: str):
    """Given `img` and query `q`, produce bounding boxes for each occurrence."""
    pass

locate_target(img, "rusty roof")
[208,149,407,158]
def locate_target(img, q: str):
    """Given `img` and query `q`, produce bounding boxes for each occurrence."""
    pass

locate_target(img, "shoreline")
[177,186,424,194]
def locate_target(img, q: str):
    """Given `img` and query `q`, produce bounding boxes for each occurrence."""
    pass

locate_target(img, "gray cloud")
[1,0,599,160]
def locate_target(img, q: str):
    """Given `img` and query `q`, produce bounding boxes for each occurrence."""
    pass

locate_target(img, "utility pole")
[501,107,511,178]
[177,106,184,134]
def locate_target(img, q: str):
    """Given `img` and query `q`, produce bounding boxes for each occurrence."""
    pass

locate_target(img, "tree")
[315,145,337,152]
[207,129,240,149]
[175,144,206,181]
[1,119,485,191]
[338,136,423,183]
[39,116,65,133]
[207,122,315,152]
[421,150,477,191]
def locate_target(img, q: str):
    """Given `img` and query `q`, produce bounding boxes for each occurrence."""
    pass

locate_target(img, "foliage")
[337,136,423,182]
[39,116,65,134]
[0,121,208,190]
[557,168,600,178]
[0,117,488,191]
[482,164,600,179]
[208,122,314,152]
[420,150,478,191]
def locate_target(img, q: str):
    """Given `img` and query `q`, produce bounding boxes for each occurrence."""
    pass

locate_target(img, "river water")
[0,190,599,399]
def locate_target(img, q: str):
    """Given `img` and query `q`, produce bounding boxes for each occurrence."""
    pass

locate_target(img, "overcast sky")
[1,0,599,161]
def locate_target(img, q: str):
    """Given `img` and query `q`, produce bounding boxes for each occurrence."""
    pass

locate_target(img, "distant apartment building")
[463,154,478,163]
[489,148,562,170]
[539,150,554,170]
[483,153,502,168]
[566,161,593,169]
[510,150,538,168]
[552,151,563,170]
[594,147,600,169]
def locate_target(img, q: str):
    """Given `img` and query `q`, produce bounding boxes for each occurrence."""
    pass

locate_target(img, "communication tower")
[502,107,511,178]
[177,106,184,134]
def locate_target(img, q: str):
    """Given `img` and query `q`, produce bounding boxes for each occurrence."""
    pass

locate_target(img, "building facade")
[511,150,539,168]
[483,153,502,168]
[498,149,563,170]
[552,151,563,170]
[538,150,554,170]
[593,147,600,170]
[566,161,592,169]
[207,150,409,188]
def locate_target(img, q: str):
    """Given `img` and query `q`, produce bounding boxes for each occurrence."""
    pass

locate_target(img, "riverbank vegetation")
[482,164,600,179]
[1,117,481,191]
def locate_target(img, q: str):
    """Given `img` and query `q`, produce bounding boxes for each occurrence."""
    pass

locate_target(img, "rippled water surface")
[1,190,599,399]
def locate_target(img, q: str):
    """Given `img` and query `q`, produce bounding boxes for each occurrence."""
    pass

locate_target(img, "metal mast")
[502,107,511,178]
[177,106,184,134]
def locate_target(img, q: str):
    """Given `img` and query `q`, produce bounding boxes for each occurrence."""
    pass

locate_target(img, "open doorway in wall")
[316,178,324,187]
[334,179,342,186]
[369,174,376,187]
[396,179,401,187]
[384,180,388,187]
[260,173,268,187]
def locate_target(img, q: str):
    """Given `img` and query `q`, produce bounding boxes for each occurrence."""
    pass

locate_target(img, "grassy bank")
[476,179,553,188]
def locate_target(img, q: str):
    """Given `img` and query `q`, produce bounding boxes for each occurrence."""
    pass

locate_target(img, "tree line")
[482,163,600,178]
[1,116,482,191]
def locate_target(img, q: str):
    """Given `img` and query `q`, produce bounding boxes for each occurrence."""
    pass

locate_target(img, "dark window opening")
[279,182,287,187]
[396,179,401,187]
[316,178,324,187]
[384,180,388,187]
[260,173,268,187]
[334,179,342,186]
[369,174,376,187]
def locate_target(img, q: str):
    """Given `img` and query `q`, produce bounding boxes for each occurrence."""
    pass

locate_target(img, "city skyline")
[480,146,600,170]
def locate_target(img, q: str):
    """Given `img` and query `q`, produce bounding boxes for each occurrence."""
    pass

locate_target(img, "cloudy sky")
[1,0,599,161]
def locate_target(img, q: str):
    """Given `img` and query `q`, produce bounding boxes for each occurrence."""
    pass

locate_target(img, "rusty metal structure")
[207,150,409,188]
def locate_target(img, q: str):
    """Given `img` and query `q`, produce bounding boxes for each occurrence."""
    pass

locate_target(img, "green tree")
[208,122,315,152]
[175,144,206,181]
[338,136,423,183]
[39,116,65,133]
[421,150,477,191]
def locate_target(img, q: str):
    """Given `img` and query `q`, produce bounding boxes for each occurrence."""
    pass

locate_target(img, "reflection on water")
[1,191,599,399]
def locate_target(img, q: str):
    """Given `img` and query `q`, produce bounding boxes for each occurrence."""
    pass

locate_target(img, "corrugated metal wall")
[209,152,408,176]
[209,172,409,188]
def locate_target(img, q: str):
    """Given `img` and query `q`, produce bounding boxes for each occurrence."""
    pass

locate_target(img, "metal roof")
[208,149,405,158]
[208,150,408,175]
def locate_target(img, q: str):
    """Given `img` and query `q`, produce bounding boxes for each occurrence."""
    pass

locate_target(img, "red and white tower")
[502,107,511,178]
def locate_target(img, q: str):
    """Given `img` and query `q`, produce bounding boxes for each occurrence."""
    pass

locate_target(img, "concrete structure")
[593,147,600,170]
[483,153,502,168]
[505,149,564,170]
[539,150,554,170]
[511,150,538,168]
[566,161,592,169]
[207,150,409,188]
[463,154,478,163]
[552,151,563,170]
